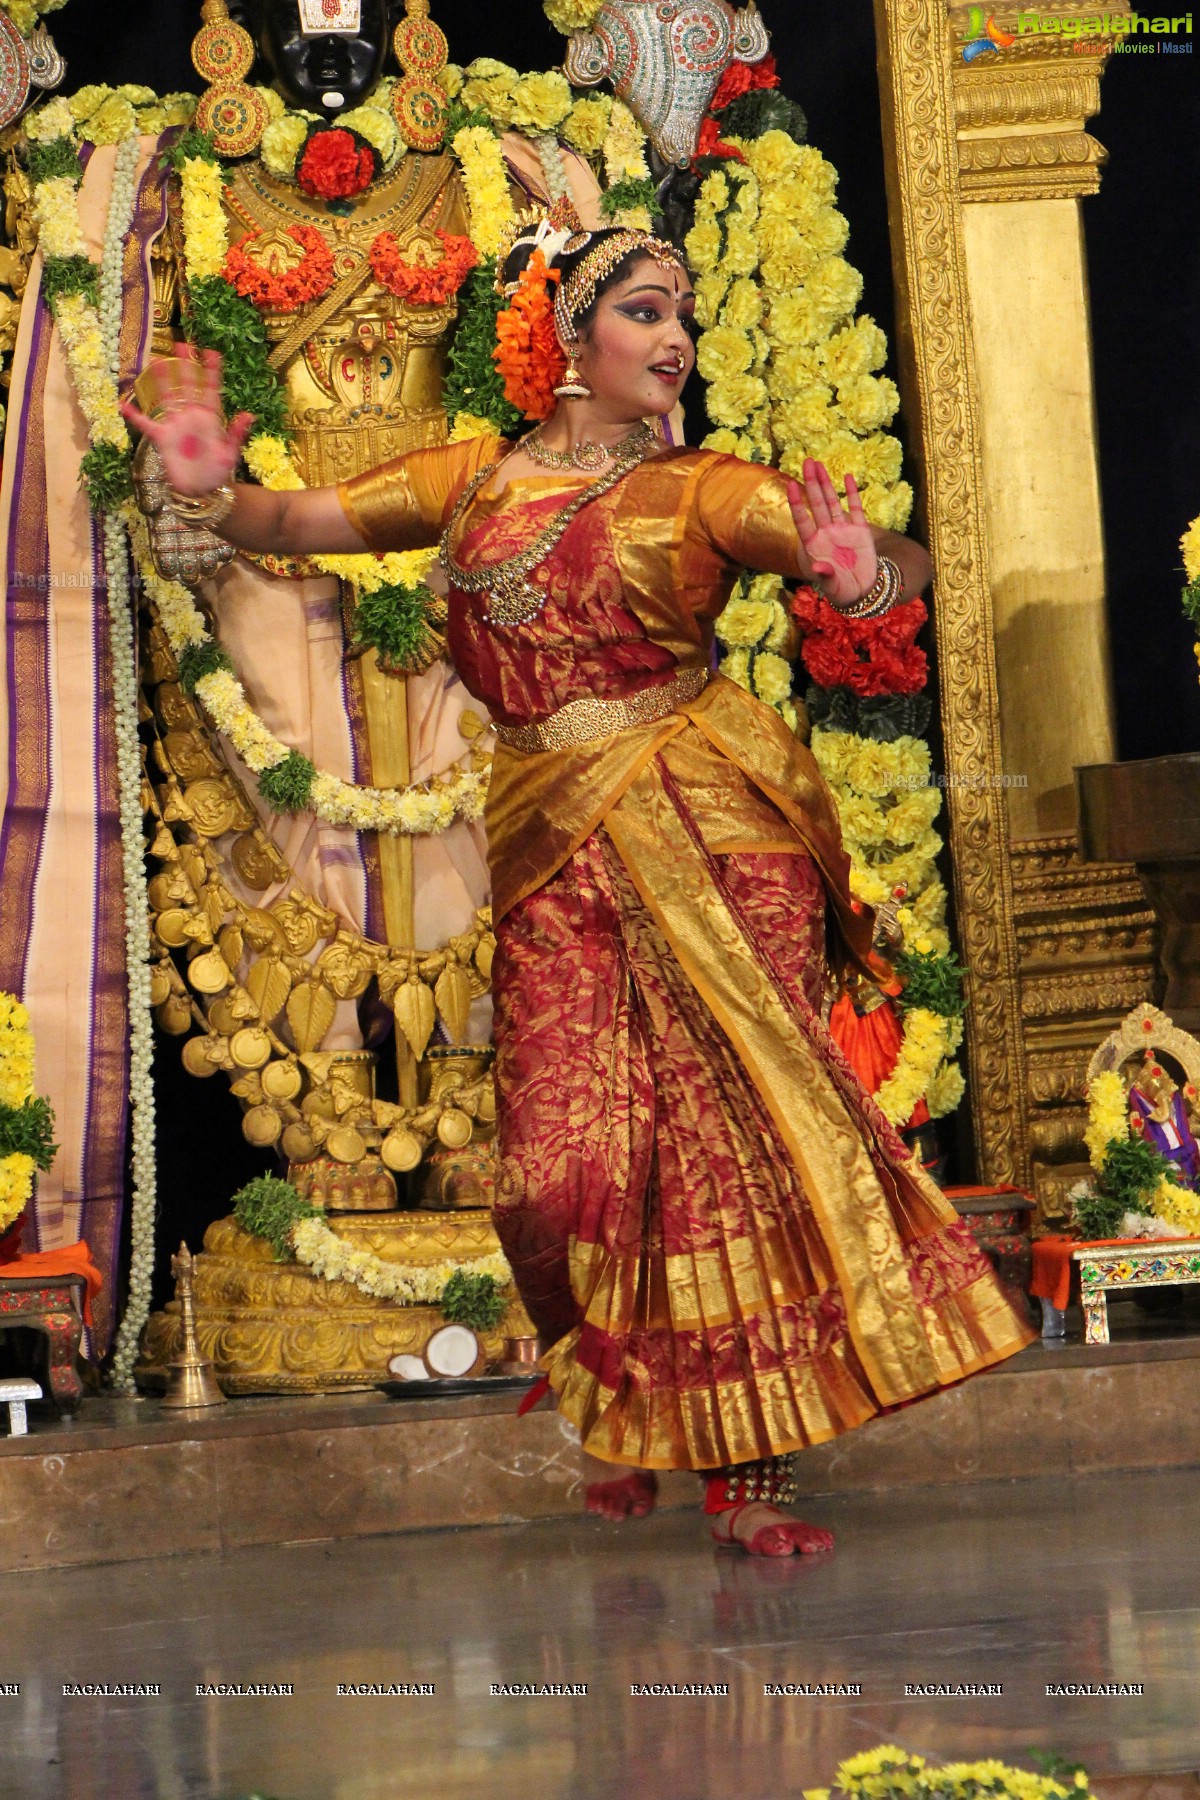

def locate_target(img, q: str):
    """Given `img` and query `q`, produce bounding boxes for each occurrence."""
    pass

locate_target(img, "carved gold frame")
[873,0,1029,1181]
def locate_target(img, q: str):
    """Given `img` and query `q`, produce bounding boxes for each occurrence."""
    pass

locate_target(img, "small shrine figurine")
[1127,1052,1200,1188]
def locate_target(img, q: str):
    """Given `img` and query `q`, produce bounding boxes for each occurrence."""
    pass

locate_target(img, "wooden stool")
[0,1275,86,1410]
[0,1377,41,1435]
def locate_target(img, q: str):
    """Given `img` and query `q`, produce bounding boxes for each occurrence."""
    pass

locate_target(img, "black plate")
[378,1372,541,1399]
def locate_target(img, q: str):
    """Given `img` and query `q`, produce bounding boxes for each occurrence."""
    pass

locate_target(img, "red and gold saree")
[338,436,1034,1472]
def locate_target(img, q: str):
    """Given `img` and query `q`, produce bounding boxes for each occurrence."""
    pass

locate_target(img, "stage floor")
[4,1465,1200,1800]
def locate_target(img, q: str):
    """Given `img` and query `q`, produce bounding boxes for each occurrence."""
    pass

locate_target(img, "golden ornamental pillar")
[874,0,1158,1217]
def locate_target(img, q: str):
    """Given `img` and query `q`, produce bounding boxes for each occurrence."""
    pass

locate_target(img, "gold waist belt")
[493,665,709,755]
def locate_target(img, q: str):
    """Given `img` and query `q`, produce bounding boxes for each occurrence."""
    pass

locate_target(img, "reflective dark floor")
[4,1467,1200,1800]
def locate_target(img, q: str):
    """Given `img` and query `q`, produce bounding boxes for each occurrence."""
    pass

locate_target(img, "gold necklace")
[439,434,654,629]
[521,419,656,474]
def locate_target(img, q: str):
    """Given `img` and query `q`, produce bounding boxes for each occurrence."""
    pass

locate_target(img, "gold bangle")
[167,481,237,530]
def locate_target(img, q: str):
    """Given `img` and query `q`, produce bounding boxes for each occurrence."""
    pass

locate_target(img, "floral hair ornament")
[493,248,567,420]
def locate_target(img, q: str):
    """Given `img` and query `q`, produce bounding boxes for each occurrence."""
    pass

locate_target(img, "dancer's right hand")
[119,343,254,497]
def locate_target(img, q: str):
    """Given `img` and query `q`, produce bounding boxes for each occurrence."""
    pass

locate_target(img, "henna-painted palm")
[119,344,253,496]
[786,456,877,607]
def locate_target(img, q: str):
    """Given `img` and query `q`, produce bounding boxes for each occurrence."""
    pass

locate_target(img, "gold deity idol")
[132,0,599,1389]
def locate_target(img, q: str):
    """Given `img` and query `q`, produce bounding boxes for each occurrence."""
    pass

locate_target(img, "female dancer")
[123,222,1033,1556]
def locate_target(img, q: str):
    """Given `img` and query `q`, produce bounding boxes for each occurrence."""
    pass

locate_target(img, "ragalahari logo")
[962,5,1018,56]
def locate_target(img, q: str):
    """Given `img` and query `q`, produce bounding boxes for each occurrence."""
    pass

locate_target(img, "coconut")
[387,1353,431,1381]
[423,1323,485,1379]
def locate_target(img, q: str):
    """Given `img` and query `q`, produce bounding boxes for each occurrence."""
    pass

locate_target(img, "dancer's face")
[575,255,696,422]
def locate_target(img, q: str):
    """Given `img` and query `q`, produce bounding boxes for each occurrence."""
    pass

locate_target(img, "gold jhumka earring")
[553,355,591,401]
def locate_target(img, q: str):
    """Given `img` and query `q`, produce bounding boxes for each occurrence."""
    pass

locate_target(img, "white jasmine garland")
[534,133,569,204]
[87,134,158,1392]
[290,1215,512,1306]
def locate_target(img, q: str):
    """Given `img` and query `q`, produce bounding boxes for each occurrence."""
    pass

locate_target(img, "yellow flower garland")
[810,725,962,1123]
[0,992,39,1235]
[689,139,912,531]
[1084,1068,1200,1237]
[451,122,515,258]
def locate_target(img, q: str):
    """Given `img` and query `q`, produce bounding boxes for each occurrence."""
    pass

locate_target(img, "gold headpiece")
[554,229,686,346]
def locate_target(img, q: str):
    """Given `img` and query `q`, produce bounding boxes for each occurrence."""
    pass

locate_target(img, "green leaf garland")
[439,1268,507,1332]
[443,261,521,436]
[894,947,967,1019]
[352,581,444,671]
[79,442,134,513]
[182,274,292,443]
[232,1175,321,1260]
[257,750,317,814]
[177,640,235,695]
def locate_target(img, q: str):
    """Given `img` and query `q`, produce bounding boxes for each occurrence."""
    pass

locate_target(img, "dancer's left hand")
[786,457,878,608]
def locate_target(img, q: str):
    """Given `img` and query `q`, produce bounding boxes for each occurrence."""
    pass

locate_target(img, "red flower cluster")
[369,228,478,304]
[223,225,336,313]
[493,250,566,420]
[790,585,929,698]
[297,127,377,201]
[710,53,780,113]
[694,117,746,163]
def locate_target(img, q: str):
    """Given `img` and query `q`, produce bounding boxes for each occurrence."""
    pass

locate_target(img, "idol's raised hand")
[119,344,253,497]
[786,457,878,608]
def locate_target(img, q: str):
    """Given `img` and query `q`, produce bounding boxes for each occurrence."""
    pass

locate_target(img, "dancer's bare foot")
[585,1470,659,1521]
[710,1502,833,1556]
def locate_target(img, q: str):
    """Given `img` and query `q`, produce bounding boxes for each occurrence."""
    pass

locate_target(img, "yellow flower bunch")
[543,0,605,31]
[813,1747,1094,1800]
[1084,1069,1128,1169]
[1183,515,1200,584]
[55,294,129,449]
[561,94,611,155]
[179,154,228,280]
[809,724,960,1116]
[0,990,38,1234]
[0,992,34,1109]
[452,124,514,259]
[685,125,912,528]
[875,1005,952,1126]
[602,99,650,185]
[261,113,313,180]
[26,83,196,144]
[510,70,572,135]
[449,410,496,442]
[30,174,88,260]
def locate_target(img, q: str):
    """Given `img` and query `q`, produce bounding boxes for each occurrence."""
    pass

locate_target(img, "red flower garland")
[223,225,336,313]
[694,117,746,164]
[692,56,781,167]
[790,585,929,698]
[297,127,377,201]
[710,53,780,113]
[368,228,479,304]
[493,250,566,421]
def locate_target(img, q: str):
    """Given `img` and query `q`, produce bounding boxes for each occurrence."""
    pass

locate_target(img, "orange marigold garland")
[223,225,336,313]
[493,249,566,421]
[368,228,478,305]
